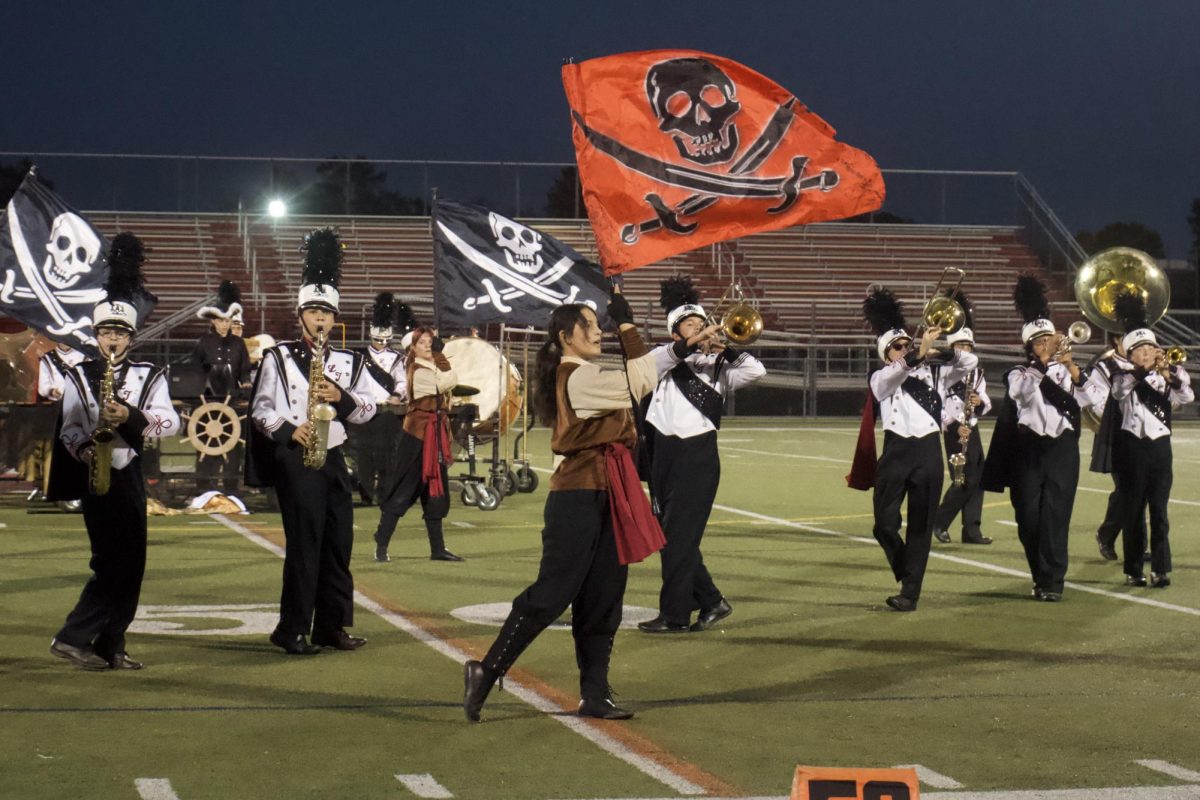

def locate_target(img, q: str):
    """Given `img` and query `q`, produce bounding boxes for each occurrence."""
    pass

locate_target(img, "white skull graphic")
[489,212,543,275]
[44,213,101,290]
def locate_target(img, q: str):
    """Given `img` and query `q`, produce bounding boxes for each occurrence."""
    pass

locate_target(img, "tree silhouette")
[545,166,583,218]
[1075,222,1165,258]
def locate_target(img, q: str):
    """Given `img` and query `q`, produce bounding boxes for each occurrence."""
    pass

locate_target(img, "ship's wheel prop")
[183,397,245,460]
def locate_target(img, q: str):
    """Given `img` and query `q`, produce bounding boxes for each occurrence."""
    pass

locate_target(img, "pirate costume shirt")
[190,331,251,399]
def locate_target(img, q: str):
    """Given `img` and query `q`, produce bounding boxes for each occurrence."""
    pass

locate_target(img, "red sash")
[603,443,666,565]
[422,413,453,497]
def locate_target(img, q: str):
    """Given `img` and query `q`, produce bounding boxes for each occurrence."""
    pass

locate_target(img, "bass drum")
[442,337,522,437]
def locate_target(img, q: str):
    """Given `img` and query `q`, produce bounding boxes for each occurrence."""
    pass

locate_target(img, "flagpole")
[430,187,440,331]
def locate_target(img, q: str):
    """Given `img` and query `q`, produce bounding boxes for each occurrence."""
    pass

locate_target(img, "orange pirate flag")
[563,50,886,274]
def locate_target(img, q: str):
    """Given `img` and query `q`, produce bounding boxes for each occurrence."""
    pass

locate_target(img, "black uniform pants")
[1114,431,1173,576]
[197,442,243,494]
[374,431,450,555]
[1010,428,1079,593]
[273,446,356,638]
[353,413,400,501]
[483,490,627,701]
[933,423,985,538]
[1097,472,1123,549]
[872,431,943,600]
[56,463,147,659]
[651,430,722,625]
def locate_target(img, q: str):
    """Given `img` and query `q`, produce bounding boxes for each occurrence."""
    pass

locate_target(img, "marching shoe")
[109,652,143,670]
[1096,533,1118,561]
[885,595,918,612]
[463,660,498,722]
[1124,573,1147,587]
[374,543,390,563]
[1039,591,1062,602]
[311,630,367,650]
[690,598,733,631]
[578,692,634,720]
[637,617,690,634]
[431,550,465,562]
[933,529,951,544]
[1150,572,1171,588]
[50,639,110,671]
[962,533,993,545]
[1031,586,1045,600]
[269,631,322,655]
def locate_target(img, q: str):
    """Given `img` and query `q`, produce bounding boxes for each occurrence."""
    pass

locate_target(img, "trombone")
[706,282,764,346]
[920,267,967,336]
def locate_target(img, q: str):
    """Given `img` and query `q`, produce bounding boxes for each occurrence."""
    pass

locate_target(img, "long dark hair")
[534,304,591,426]
[404,325,437,401]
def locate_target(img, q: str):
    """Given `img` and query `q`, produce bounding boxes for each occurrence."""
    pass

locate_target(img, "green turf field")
[3,418,1200,799]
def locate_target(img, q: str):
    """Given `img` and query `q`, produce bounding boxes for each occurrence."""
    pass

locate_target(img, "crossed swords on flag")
[435,221,596,313]
[572,98,841,244]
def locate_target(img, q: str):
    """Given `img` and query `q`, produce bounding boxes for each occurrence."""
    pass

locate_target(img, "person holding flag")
[463,291,676,723]
[49,233,179,671]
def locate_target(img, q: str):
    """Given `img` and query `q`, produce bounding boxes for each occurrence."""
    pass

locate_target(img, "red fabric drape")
[845,389,877,491]
[603,443,666,565]
[422,413,453,497]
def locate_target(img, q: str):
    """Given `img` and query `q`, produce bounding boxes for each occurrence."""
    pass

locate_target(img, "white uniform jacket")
[646,346,766,438]
[871,350,978,439]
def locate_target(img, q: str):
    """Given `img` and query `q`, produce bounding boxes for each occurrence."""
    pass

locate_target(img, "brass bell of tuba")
[707,282,764,345]
[921,267,967,335]
[1074,247,1170,333]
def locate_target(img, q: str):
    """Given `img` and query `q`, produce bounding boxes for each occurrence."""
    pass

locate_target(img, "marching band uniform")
[640,277,764,632]
[245,228,379,655]
[50,233,180,671]
[932,324,993,545]
[38,345,86,401]
[464,297,669,723]
[1109,320,1193,587]
[983,276,1096,601]
[856,287,977,612]
[1083,341,1129,561]
[192,281,251,494]
[354,293,408,505]
[372,327,463,563]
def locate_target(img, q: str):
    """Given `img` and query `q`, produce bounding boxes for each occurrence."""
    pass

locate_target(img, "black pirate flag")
[563,50,886,274]
[433,199,611,328]
[0,171,109,349]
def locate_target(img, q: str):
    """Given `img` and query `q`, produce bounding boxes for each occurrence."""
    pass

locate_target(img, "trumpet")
[1165,346,1188,366]
[1054,320,1092,360]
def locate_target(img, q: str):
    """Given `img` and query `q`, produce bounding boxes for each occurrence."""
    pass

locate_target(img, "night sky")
[4,0,1198,256]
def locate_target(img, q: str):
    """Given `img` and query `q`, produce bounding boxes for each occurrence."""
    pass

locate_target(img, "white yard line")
[550,789,1200,800]
[709,504,1200,617]
[209,514,707,798]
[1137,761,1200,782]
[395,773,455,798]
[135,779,182,800]
[1076,484,1200,507]
[722,446,852,464]
[450,520,475,528]
[895,764,965,789]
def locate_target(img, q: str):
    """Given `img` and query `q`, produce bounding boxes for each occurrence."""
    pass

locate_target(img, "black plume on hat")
[104,232,146,303]
[218,280,241,309]
[372,292,395,328]
[1013,274,1051,323]
[1113,288,1149,334]
[659,275,701,311]
[394,300,417,332]
[947,288,975,330]
[862,286,907,335]
[301,228,342,288]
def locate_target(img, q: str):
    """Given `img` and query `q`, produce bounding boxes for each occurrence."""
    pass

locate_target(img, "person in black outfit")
[1084,333,1129,561]
[49,233,180,671]
[191,280,251,494]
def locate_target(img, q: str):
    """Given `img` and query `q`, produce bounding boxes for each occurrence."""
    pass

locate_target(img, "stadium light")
[267,199,287,218]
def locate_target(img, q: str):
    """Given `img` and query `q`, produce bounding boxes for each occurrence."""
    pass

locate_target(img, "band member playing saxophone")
[932,293,992,545]
[49,234,179,671]
[244,229,381,656]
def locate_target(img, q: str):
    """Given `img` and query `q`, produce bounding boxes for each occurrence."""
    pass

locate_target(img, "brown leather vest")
[403,353,453,440]
[549,329,649,491]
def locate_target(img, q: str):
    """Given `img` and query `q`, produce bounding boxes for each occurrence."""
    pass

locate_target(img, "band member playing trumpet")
[639,276,763,633]
[857,287,977,612]
[371,323,464,563]
[932,293,992,545]
[245,229,380,655]
[983,276,1097,602]
[464,293,671,722]
[1084,332,1129,561]
[49,233,179,671]
[1110,293,1193,588]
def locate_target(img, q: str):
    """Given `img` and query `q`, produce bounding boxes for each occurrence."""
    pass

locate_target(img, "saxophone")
[949,368,980,487]
[89,351,117,495]
[303,330,337,469]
